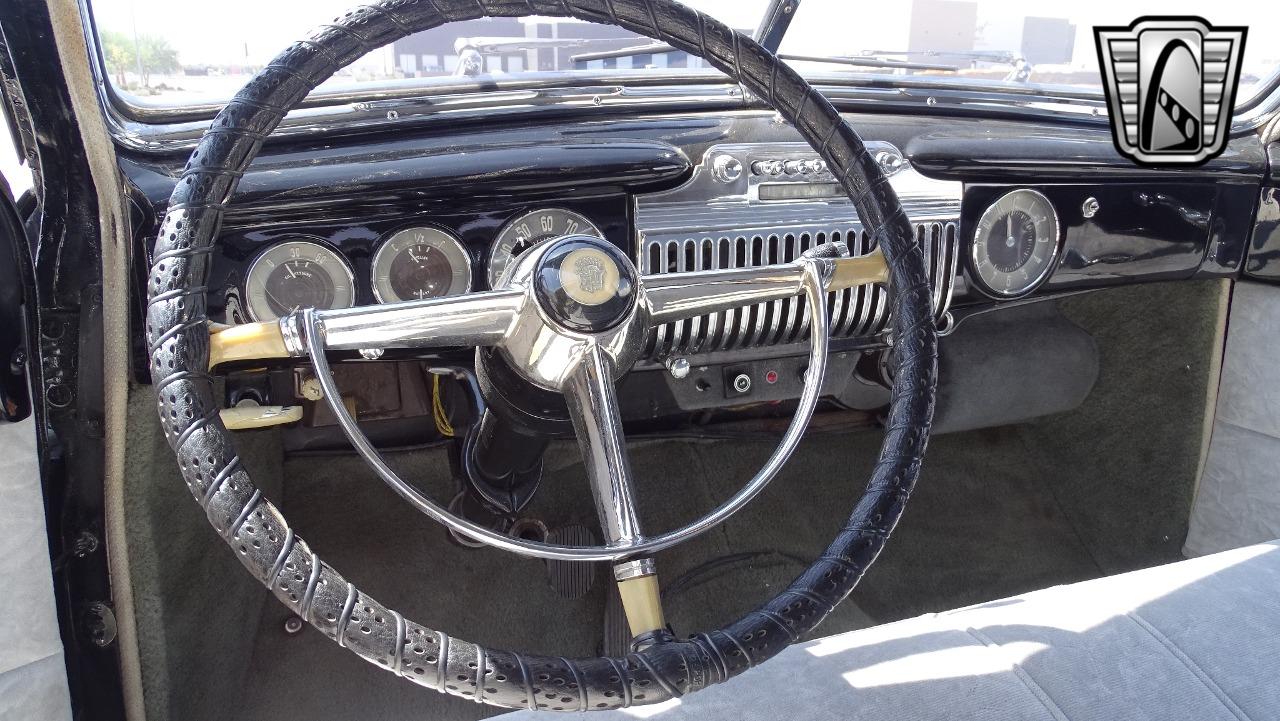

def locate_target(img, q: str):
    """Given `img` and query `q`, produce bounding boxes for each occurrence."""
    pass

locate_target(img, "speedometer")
[244,239,355,321]
[969,189,1061,298]
[487,208,601,288]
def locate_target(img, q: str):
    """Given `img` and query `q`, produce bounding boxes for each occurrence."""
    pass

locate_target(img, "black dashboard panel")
[957,182,1245,304]
[206,194,632,324]
[905,119,1267,182]
[120,136,691,213]
[1245,143,1280,282]
[118,109,1269,404]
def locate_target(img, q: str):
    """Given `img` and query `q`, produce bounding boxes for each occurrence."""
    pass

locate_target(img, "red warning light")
[764,370,779,384]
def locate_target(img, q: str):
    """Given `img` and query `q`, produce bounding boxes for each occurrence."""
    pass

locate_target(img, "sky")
[90,0,770,67]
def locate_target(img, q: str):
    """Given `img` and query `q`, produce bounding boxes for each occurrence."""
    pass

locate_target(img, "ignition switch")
[724,366,753,398]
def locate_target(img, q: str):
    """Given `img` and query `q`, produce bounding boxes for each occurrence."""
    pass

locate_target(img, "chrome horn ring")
[296,235,839,562]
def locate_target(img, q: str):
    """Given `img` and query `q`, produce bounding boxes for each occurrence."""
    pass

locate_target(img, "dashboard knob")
[875,150,905,174]
[783,160,804,175]
[665,357,690,379]
[712,154,743,183]
[1081,196,1100,219]
[751,160,782,176]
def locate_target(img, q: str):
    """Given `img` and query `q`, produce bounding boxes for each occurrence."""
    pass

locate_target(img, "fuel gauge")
[371,226,472,303]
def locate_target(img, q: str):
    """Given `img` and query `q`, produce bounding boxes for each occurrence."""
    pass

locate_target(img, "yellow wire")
[432,373,455,438]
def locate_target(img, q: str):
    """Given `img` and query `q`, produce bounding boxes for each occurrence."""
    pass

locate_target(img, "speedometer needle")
[1005,216,1015,248]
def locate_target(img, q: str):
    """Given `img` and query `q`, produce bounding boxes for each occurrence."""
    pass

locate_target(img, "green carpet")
[121,280,1223,721]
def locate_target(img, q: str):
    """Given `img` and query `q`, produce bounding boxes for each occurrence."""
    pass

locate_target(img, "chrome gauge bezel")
[969,188,1062,299]
[487,207,601,289]
[370,225,473,303]
[243,238,356,322]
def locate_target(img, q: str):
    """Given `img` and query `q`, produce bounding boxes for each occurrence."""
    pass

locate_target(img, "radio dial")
[751,160,783,176]
[712,154,744,183]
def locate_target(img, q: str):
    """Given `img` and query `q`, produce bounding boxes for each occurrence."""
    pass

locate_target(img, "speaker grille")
[641,221,958,359]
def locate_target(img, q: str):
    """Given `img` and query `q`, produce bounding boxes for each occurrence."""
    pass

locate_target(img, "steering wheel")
[145,0,936,711]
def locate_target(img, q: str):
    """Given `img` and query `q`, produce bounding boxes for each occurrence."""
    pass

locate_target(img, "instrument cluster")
[228,206,609,323]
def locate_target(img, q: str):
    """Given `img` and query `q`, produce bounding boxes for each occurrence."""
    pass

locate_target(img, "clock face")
[970,189,1061,298]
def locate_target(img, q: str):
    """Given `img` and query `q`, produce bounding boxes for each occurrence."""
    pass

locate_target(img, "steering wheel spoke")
[564,342,641,547]
[207,289,525,368]
[564,343,667,638]
[643,244,888,326]
[314,289,524,352]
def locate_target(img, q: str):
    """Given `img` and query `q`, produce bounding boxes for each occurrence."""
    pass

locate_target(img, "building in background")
[389,17,717,77]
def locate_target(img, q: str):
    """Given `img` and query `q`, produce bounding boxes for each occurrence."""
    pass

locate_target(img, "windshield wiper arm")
[570,42,676,64]
[570,45,959,73]
[860,49,1033,82]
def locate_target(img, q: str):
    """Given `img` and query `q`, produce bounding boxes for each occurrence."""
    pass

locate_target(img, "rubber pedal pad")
[545,523,597,599]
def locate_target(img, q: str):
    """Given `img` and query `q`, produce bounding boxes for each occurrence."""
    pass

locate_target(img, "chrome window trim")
[98,73,1280,154]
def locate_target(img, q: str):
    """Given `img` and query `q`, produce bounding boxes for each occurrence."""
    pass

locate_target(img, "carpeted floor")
[122,280,1224,721]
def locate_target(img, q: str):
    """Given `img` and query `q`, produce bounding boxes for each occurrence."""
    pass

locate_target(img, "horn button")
[532,236,637,333]
[490,235,647,394]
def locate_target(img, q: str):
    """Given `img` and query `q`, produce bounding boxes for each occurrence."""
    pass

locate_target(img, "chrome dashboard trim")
[100,79,1280,157]
[634,142,961,360]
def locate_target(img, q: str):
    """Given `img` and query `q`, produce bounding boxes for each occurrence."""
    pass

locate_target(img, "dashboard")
[119,109,1266,445]
[212,202,627,325]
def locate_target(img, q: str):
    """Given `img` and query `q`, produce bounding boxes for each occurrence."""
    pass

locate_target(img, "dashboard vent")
[641,221,959,359]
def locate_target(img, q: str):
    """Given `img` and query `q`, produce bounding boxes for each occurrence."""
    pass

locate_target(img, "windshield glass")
[91,0,1278,111]
[778,0,1277,105]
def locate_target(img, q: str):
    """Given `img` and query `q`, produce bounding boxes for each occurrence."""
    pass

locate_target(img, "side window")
[0,93,34,201]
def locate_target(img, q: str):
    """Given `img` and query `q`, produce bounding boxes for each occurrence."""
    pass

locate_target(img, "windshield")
[91,0,1278,111]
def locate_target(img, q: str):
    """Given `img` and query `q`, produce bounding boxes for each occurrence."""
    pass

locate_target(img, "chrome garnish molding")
[635,141,961,359]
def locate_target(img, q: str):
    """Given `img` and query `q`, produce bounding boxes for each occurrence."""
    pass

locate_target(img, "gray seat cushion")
[503,540,1280,720]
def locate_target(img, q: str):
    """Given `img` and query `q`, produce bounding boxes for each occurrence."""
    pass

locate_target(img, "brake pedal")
[545,524,597,599]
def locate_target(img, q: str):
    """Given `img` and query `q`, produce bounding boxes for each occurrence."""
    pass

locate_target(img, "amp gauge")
[969,189,1061,298]
[243,239,355,322]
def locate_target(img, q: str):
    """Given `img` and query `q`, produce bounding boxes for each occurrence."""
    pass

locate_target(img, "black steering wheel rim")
[144,0,937,710]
